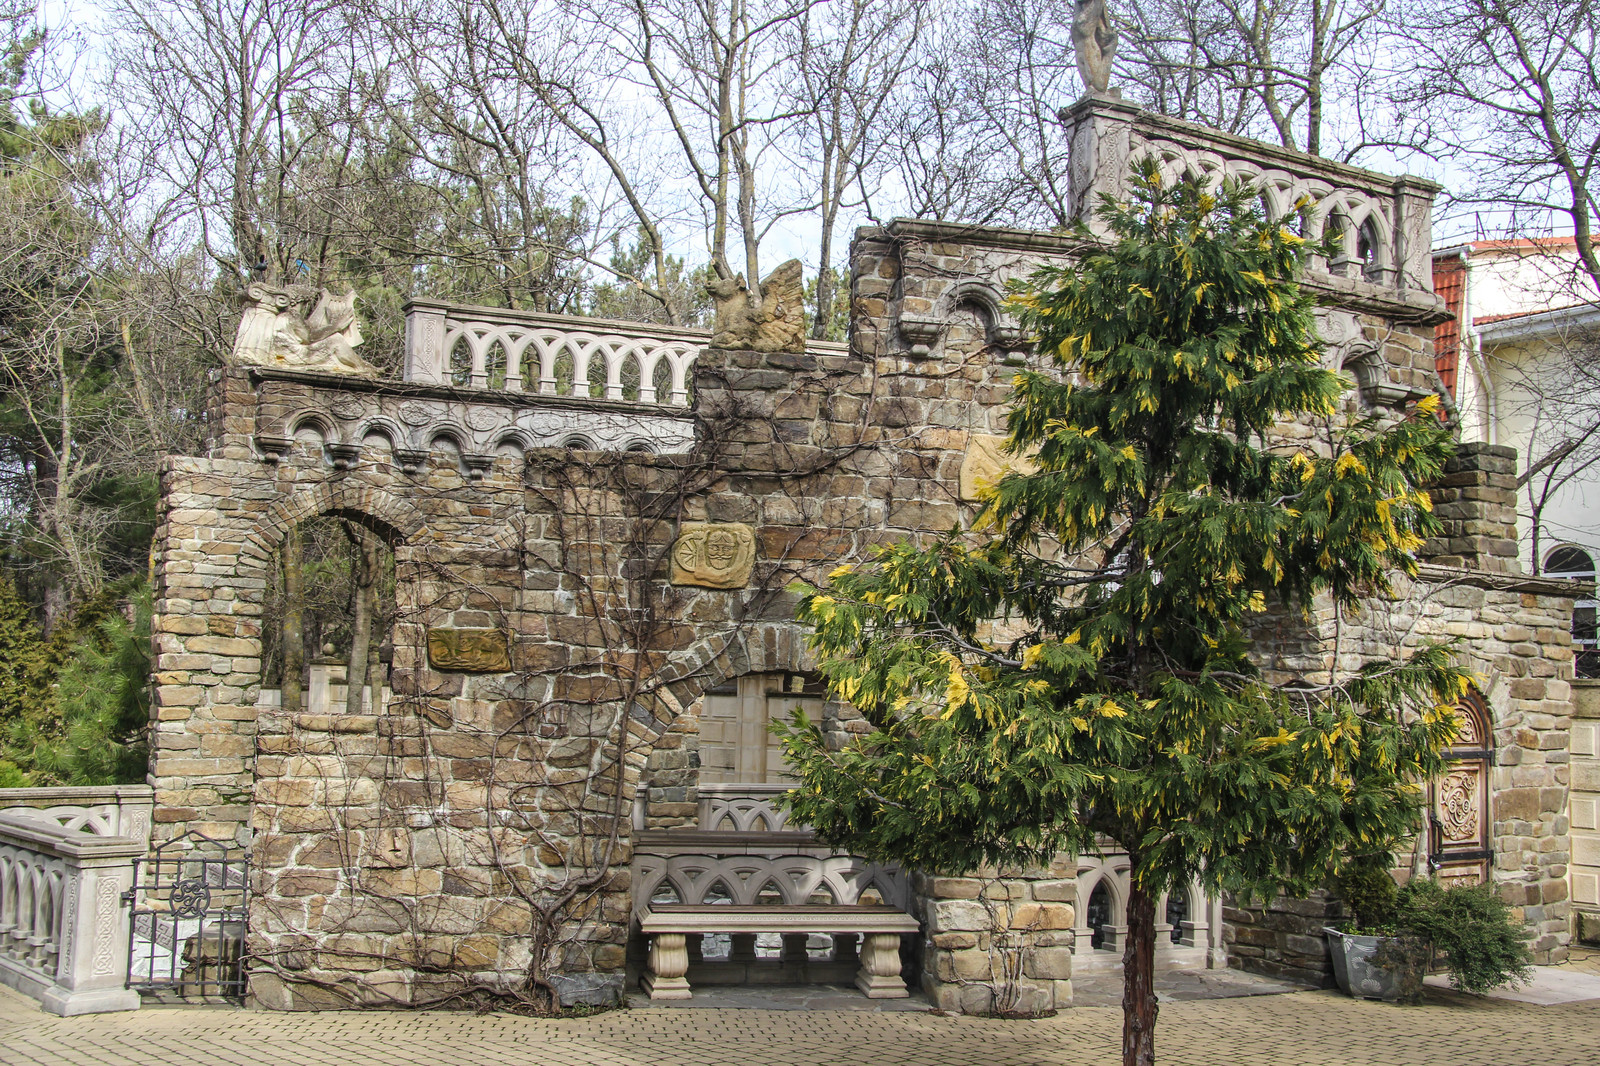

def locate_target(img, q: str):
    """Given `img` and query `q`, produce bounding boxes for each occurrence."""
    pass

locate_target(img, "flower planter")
[1324,927,1409,1001]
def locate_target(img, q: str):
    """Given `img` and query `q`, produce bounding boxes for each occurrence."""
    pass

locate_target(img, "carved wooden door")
[1429,691,1494,887]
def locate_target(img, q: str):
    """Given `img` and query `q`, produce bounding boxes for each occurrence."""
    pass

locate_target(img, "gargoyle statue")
[1071,0,1119,95]
[230,283,379,378]
[706,259,807,353]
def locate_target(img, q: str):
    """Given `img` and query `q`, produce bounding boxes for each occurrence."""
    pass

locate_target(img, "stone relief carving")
[707,259,806,353]
[1071,0,1119,94]
[427,627,511,672]
[669,523,757,588]
[959,434,1039,502]
[231,283,380,378]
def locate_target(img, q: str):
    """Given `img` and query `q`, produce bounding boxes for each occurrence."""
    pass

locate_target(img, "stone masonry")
[146,96,1581,1010]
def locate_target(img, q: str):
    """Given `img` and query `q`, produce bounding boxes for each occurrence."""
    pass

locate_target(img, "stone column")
[831,932,860,966]
[642,933,692,1000]
[729,933,758,965]
[780,933,809,966]
[854,933,908,998]
[401,301,449,385]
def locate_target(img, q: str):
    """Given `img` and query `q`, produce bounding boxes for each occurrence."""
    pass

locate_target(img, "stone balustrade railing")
[0,795,148,1015]
[1,785,155,843]
[1063,95,1442,298]
[404,301,705,406]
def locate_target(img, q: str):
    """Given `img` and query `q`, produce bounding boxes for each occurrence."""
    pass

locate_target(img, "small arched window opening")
[1165,888,1190,944]
[1087,881,1112,950]
[1357,218,1384,283]
[1546,545,1598,678]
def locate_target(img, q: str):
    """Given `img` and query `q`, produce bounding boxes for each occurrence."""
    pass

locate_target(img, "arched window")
[1087,881,1113,950]
[1546,546,1597,678]
[1165,888,1190,945]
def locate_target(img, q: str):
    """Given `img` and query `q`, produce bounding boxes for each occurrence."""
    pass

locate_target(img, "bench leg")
[642,932,692,1000]
[854,932,908,998]
[832,932,859,966]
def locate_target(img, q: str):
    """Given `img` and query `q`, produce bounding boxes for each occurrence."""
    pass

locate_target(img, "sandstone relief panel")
[426,626,511,672]
[669,523,757,589]
[959,434,1039,502]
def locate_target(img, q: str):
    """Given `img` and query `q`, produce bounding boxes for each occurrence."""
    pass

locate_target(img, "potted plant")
[1326,860,1534,1003]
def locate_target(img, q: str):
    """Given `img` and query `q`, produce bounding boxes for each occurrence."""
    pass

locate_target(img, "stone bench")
[639,904,921,1000]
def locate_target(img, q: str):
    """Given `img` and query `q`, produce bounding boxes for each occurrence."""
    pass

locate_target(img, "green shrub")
[0,577,151,786]
[1396,879,1534,995]
[1336,858,1399,932]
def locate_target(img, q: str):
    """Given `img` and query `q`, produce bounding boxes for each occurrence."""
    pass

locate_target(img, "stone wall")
[146,96,1581,1009]
[1224,442,1580,979]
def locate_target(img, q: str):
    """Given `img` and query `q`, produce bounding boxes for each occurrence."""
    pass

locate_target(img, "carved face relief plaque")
[670,523,757,589]
[427,627,511,672]
[959,434,1039,502]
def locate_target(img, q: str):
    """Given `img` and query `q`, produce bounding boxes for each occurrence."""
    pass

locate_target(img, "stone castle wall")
[146,98,1581,1009]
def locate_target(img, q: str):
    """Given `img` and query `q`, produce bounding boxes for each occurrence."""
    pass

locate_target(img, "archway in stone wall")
[261,514,399,718]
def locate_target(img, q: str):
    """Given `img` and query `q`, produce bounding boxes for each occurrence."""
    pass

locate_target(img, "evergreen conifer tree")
[780,166,1469,1066]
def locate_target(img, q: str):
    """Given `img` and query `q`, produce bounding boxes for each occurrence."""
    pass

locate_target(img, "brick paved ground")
[2,981,1597,1066]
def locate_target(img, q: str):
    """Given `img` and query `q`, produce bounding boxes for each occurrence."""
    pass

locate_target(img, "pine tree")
[779,165,1469,1066]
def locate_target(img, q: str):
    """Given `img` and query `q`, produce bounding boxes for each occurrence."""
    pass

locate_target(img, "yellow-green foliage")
[778,164,1467,906]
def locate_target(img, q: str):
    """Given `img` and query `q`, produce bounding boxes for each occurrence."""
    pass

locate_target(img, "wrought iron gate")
[124,831,249,1002]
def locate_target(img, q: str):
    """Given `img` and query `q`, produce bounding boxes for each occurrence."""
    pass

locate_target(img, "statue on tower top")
[1072,0,1119,95]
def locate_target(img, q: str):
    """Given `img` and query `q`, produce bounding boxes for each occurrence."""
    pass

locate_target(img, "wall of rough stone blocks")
[1225,444,1580,978]
[149,102,1584,1008]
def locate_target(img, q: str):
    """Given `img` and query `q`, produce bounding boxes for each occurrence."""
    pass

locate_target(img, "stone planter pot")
[1324,927,1408,1001]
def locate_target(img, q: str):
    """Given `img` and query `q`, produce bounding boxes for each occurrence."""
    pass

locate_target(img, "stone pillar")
[642,933,691,1000]
[854,933,908,998]
[916,869,1075,1015]
[728,933,758,965]
[401,300,449,385]
[1059,93,1140,234]
[1423,442,1520,573]
[780,933,809,966]
[831,932,860,965]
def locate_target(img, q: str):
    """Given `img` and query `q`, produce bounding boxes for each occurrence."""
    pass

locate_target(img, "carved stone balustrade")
[0,796,149,1015]
[404,302,704,404]
[1062,94,1445,303]
[1,785,154,843]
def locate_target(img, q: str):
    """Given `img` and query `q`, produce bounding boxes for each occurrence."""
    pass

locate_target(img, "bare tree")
[785,0,924,339]
[1388,0,1600,295]
[105,0,359,285]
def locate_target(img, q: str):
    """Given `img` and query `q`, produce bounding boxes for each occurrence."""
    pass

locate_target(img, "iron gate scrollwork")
[124,831,249,1002]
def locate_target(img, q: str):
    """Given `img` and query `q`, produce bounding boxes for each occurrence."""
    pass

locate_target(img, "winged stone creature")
[230,283,379,378]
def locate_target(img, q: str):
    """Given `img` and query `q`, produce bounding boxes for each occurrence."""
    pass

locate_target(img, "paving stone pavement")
[2,980,1597,1066]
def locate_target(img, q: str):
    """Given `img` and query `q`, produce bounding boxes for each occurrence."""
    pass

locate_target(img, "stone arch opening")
[261,513,400,719]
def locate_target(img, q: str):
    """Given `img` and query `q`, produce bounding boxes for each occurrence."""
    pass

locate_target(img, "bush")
[0,577,151,785]
[1396,879,1534,995]
[1336,858,1399,932]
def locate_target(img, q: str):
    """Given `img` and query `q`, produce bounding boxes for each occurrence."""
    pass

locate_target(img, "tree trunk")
[281,525,305,715]
[1121,881,1159,1066]
[344,525,380,717]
